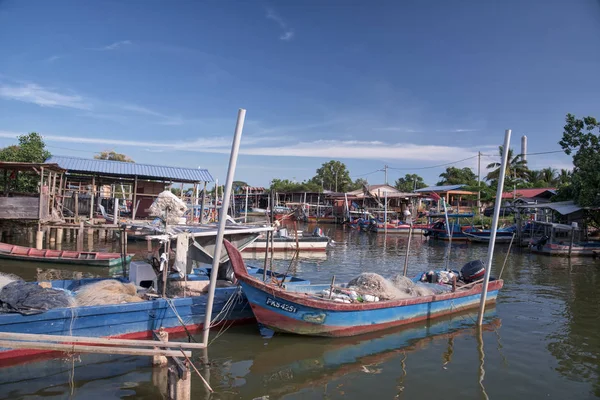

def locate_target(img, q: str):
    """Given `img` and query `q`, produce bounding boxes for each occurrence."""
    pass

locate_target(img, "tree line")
[1,113,598,207]
[267,113,599,207]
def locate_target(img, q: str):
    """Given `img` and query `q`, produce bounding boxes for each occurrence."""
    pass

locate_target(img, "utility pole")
[335,171,338,193]
[384,165,388,185]
[477,151,481,213]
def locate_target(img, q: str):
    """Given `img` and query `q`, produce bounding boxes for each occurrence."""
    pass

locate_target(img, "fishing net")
[75,280,144,306]
[347,273,411,300]
[0,272,22,292]
[0,281,75,315]
[149,190,188,224]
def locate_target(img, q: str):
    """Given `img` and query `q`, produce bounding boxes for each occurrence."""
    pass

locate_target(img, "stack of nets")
[75,280,144,306]
[347,272,436,300]
[148,190,188,224]
[0,272,76,315]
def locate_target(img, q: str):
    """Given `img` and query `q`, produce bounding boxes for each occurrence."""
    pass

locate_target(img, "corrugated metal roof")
[414,184,465,192]
[501,188,556,199]
[46,155,213,183]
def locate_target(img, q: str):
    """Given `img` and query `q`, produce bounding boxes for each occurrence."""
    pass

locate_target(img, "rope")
[179,349,214,393]
[165,298,199,343]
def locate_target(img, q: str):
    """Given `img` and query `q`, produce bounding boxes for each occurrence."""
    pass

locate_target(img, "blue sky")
[1,0,599,187]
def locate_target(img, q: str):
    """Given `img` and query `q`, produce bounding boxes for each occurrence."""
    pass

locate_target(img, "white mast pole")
[244,186,249,223]
[477,129,511,325]
[202,109,246,345]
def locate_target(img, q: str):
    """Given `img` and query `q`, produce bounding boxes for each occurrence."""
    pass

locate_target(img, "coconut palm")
[540,167,558,186]
[485,146,528,184]
[557,169,572,186]
[526,169,543,185]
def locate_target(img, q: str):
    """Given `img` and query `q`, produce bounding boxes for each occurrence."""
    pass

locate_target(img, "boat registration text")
[266,297,297,313]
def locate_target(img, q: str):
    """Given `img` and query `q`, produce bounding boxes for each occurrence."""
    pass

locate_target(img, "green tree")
[437,167,477,186]
[485,146,528,187]
[557,169,572,186]
[310,160,352,192]
[94,151,134,162]
[232,181,249,195]
[269,179,322,193]
[394,174,427,192]
[0,132,51,193]
[349,178,369,191]
[559,113,600,206]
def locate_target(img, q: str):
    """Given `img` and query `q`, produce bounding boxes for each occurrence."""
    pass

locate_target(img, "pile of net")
[319,272,441,304]
[148,190,188,224]
[0,273,75,315]
[75,280,144,306]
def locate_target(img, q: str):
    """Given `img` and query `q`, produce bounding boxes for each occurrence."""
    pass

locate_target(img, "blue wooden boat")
[225,241,503,337]
[0,266,308,364]
[0,310,499,398]
[423,213,476,241]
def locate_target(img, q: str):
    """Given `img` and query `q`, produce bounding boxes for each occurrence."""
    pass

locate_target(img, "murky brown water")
[1,224,599,399]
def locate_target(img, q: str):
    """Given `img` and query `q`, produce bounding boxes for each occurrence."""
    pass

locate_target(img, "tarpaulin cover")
[0,281,73,315]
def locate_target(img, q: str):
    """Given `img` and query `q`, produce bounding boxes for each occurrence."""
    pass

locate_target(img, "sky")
[1,0,599,188]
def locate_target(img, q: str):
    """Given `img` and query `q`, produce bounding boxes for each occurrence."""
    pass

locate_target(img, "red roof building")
[501,188,556,200]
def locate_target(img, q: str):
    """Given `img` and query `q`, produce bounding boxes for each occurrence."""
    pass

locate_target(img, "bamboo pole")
[202,108,246,346]
[0,340,191,358]
[403,223,413,276]
[477,129,511,326]
[0,332,205,350]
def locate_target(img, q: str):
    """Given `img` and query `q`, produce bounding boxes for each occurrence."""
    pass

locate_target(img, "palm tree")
[485,146,528,184]
[527,169,543,185]
[558,169,572,186]
[540,167,558,186]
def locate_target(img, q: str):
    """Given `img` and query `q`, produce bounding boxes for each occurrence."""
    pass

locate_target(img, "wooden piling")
[153,329,169,366]
[56,228,63,245]
[167,357,191,400]
[35,230,44,250]
[27,228,34,243]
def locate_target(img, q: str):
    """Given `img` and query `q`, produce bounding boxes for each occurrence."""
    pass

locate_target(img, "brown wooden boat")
[0,242,133,267]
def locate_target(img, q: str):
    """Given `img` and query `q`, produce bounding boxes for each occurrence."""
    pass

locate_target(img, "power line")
[387,155,478,171]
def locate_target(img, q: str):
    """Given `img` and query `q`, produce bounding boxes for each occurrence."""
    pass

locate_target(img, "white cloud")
[0,82,91,110]
[44,55,61,63]
[95,40,132,51]
[266,8,294,41]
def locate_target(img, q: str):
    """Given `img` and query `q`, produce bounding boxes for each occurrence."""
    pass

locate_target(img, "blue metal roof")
[415,184,466,192]
[47,155,213,183]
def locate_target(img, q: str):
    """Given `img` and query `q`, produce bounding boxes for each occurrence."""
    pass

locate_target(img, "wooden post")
[167,357,191,400]
[132,175,138,220]
[77,221,84,251]
[153,329,169,366]
[56,228,63,245]
[89,175,95,222]
[199,181,206,225]
[74,183,79,221]
[568,226,575,258]
[35,230,43,250]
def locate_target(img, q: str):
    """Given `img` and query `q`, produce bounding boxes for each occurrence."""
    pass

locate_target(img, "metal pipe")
[403,223,413,276]
[202,108,246,346]
[477,129,511,325]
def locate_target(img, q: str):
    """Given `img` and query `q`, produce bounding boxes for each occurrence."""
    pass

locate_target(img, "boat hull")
[239,279,501,337]
[464,231,515,243]
[531,242,600,257]
[0,243,133,267]
[242,237,329,252]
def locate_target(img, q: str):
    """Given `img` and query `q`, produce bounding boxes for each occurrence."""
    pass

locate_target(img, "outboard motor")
[217,260,236,283]
[461,260,486,283]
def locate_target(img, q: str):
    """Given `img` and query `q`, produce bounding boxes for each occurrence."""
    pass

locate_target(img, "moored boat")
[0,265,309,364]
[464,230,515,243]
[242,227,330,253]
[225,241,503,337]
[0,242,133,267]
[423,213,476,241]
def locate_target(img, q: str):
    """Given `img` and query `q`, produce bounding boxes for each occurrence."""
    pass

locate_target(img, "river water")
[0,224,599,399]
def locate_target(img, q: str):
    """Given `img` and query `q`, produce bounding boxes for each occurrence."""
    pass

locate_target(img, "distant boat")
[225,240,503,337]
[423,213,476,241]
[370,222,431,234]
[529,222,600,257]
[464,230,515,243]
[242,228,330,253]
[0,242,132,267]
